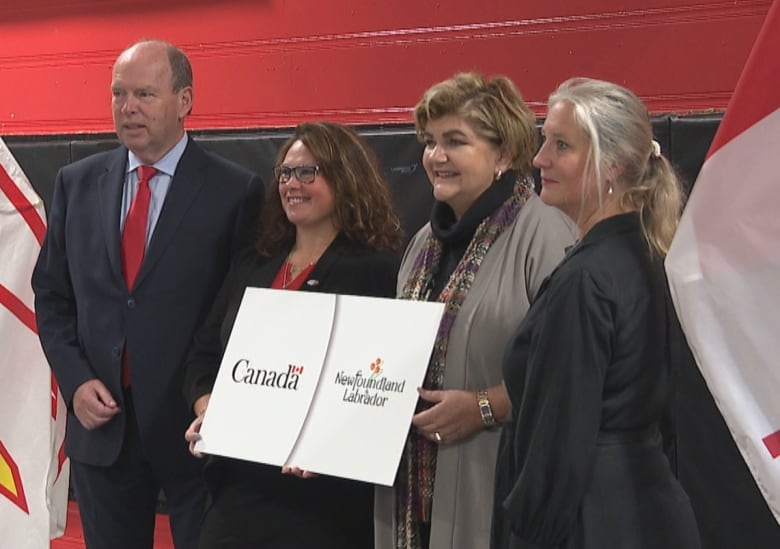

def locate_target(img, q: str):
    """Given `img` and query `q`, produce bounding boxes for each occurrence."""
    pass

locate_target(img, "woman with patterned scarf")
[374,72,577,549]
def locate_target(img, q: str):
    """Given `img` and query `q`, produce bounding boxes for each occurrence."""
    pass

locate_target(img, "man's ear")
[178,86,193,118]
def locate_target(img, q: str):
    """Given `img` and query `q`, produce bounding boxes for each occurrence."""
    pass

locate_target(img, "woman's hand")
[281,466,318,479]
[184,415,205,457]
[184,394,211,458]
[412,388,484,445]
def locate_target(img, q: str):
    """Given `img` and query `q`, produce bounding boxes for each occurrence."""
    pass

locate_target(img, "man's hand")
[72,379,121,430]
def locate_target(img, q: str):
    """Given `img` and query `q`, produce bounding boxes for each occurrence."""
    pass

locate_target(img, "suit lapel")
[98,147,129,287]
[300,235,355,292]
[133,140,209,289]
[252,251,288,288]
[252,235,352,292]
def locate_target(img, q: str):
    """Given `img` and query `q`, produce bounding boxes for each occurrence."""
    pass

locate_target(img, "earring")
[607,182,614,195]
[495,170,503,181]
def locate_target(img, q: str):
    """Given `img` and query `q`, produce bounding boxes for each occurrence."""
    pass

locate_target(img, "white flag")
[0,137,69,546]
[665,0,780,525]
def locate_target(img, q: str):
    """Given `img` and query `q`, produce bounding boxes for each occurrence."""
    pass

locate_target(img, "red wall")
[0,0,771,135]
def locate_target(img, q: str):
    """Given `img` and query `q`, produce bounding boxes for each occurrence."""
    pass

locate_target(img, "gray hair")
[549,77,683,256]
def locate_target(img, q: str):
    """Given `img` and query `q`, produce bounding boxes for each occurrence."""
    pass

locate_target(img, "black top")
[428,171,515,299]
[492,213,700,549]
[182,234,399,549]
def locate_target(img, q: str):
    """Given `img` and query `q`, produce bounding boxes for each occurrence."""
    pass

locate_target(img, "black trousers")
[70,390,207,549]
[198,458,373,549]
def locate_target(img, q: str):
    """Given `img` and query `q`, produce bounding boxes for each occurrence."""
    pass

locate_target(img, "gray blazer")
[374,194,577,549]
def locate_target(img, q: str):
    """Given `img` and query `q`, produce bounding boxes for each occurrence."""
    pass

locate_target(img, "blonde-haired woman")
[492,78,700,549]
[374,73,576,549]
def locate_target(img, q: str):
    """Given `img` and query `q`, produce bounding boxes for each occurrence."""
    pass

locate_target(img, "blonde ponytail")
[622,153,684,257]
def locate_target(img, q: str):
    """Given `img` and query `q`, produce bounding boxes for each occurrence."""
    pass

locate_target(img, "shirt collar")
[565,211,641,258]
[126,133,189,177]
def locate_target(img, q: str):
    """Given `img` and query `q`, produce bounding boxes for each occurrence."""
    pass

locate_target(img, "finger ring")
[434,432,442,443]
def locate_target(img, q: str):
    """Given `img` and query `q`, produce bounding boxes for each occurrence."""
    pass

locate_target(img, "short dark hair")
[165,43,193,92]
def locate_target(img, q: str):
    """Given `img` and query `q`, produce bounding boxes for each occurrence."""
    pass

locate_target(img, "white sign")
[196,288,444,486]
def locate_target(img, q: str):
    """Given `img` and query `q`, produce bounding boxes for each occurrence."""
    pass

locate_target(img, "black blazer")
[182,234,400,410]
[180,236,398,549]
[32,139,264,473]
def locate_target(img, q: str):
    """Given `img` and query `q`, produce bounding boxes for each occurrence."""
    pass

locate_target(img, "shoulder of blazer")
[332,245,400,271]
[308,236,399,297]
[188,138,258,180]
[60,145,127,179]
[312,234,378,273]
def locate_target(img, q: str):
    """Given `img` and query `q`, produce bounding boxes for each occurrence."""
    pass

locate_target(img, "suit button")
[112,346,121,358]
[127,298,135,308]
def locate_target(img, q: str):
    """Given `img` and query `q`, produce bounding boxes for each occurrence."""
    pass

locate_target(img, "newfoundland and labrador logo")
[231,359,303,390]
[335,357,406,407]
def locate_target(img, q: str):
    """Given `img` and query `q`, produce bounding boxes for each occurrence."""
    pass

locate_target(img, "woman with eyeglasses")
[182,121,401,548]
[374,73,577,549]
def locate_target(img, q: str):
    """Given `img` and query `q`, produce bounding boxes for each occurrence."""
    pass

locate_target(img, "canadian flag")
[665,0,780,524]
[0,137,69,546]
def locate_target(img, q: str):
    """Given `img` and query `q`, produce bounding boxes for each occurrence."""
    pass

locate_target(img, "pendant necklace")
[281,261,296,289]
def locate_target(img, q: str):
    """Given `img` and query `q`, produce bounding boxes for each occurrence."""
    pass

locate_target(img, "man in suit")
[32,39,264,548]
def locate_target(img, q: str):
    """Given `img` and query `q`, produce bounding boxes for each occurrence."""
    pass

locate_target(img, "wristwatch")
[477,389,497,427]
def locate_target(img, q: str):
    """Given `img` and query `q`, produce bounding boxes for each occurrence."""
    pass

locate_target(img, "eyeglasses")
[274,165,320,185]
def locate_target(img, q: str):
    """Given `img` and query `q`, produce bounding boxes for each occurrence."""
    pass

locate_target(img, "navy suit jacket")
[32,138,264,473]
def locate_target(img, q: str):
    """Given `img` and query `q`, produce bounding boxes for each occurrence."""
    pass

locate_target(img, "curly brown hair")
[255,122,402,256]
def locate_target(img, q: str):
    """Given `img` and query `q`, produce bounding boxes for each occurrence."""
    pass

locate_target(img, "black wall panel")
[360,129,432,246]
[194,131,289,184]
[671,114,722,195]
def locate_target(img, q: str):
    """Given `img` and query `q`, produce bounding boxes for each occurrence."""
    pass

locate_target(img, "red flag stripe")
[56,441,68,480]
[0,162,46,246]
[51,374,59,420]
[0,284,37,334]
[763,430,780,459]
[708,0,780,158]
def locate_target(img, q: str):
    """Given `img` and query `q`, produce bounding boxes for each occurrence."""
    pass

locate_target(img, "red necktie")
[120,165,157,387]
[121,165,157,289]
